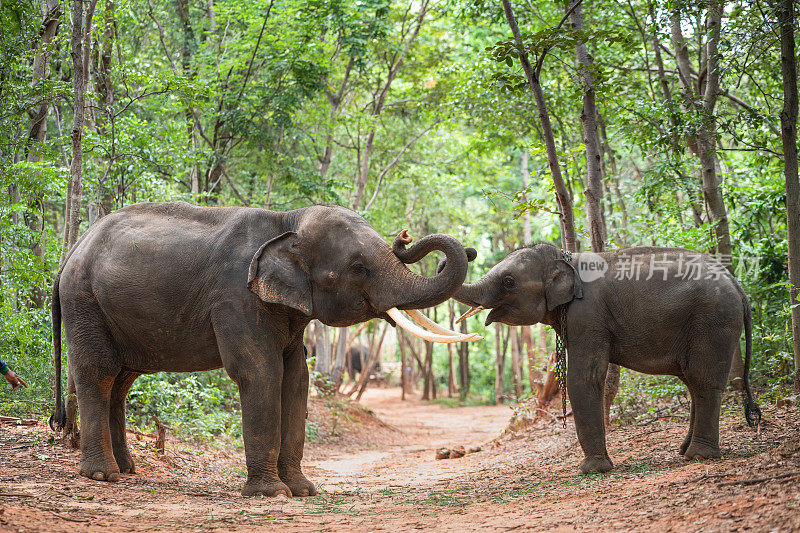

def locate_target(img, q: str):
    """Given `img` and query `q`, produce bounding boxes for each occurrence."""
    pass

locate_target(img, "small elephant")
[447,243,760,473]
[346,344,381,381]
[51,202,480,496]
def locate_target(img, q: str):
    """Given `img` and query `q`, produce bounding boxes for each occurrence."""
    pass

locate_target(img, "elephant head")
[444,243,582,326]
[248,205,481,342]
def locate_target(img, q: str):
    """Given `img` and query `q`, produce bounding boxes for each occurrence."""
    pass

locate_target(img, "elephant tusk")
[386,308,482,344]
[455,305,484,324]
[405,309,463,336]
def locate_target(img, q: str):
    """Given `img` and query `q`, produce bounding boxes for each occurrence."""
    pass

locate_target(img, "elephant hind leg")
[73,361,122,481]
[682,386,723,460]
[681,339,732,460]
[66,315,123,482]
[110,370,140,474]
[677,377,695,456]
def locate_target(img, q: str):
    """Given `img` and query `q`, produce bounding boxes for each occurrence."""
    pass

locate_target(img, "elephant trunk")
[372,233,469,312]
[452,278,493,308]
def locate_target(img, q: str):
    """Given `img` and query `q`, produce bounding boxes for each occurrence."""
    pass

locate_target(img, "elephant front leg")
[278,343,316,497]
[568,344,613,474]
[238,373,292,497]
[215,310,292,497]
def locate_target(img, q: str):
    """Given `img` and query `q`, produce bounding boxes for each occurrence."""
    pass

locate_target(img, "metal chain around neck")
[555,249,571,428]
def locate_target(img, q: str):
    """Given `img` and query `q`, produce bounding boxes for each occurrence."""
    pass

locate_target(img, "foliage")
[1,0,797,440]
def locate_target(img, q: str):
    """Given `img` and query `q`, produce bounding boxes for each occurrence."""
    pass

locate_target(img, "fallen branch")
[51,512,90,523]
[637,414,681,426]
[717,471,800,487]
[0,415,38,426]
[0,491,35,498]
[671,472,731,485]
[760,418,784,429]
[535,408,559,424]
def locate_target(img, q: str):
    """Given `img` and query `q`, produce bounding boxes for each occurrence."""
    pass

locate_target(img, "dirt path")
[308,388,510,490]
[1,388,799,532]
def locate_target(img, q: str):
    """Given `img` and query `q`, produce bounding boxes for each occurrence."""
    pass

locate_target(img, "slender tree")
[62,0,99,263]
[501,0,577,252]
[778,0,800,392]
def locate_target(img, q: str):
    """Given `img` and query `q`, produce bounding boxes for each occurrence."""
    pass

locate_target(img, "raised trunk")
[384,233,469,311]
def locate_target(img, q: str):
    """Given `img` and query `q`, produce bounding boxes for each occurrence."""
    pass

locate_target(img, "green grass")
[429,396,494,408]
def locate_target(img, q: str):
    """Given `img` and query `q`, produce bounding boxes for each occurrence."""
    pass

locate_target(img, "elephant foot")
[279,472,317,497]
[683,442,720,461]
[242,479,292,498]
[115,453,136,474]
[579,456,613,474]
[79,457,120,482]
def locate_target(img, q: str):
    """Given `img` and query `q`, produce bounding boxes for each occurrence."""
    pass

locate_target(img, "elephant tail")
[49,272,66,432]
[741,290,761,429]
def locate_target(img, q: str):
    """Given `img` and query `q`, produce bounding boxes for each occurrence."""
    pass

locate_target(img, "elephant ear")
[544,259,582,311]
[247,231,313,315]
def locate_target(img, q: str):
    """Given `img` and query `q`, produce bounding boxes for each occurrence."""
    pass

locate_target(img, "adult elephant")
[443,243,761,474]
[51,202,480,497]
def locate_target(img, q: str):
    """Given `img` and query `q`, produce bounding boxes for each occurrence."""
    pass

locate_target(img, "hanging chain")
[555,304,568,428]
[554,249,571,428]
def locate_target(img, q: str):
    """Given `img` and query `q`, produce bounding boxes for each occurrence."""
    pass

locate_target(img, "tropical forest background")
[1,0,799,442]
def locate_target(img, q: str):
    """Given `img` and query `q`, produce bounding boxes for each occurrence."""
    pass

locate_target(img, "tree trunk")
[457,308,470,401]
[447,300,458,397]
[501,0,576,252]
[537,325,561,407]
[569,0,619,414]
[313,320,331,376]
[779,0,800,393]
[351,0,429,210]
[509,327,524,398]
[25,0,61,307]
[569,0,605,251]
[521,326,537,392]
[671,1,744,385]
[520,151,532,246]
[90,0,115,226]
[355,323,389,402]
[331,327,348,387]
[495,323,506,404]
[62,0,99,265]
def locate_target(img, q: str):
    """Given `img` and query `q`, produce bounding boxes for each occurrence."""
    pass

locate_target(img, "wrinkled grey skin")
[51,202,471,496]
[446,243,760,474]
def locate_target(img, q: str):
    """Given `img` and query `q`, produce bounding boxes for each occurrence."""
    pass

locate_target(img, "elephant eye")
[351,261,368,276]
[503,275,516,289]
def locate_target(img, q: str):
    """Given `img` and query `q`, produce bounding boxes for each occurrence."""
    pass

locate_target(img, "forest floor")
[1,387,799,532]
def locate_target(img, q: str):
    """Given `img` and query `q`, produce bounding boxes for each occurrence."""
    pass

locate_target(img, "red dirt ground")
[1,387,799,532]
